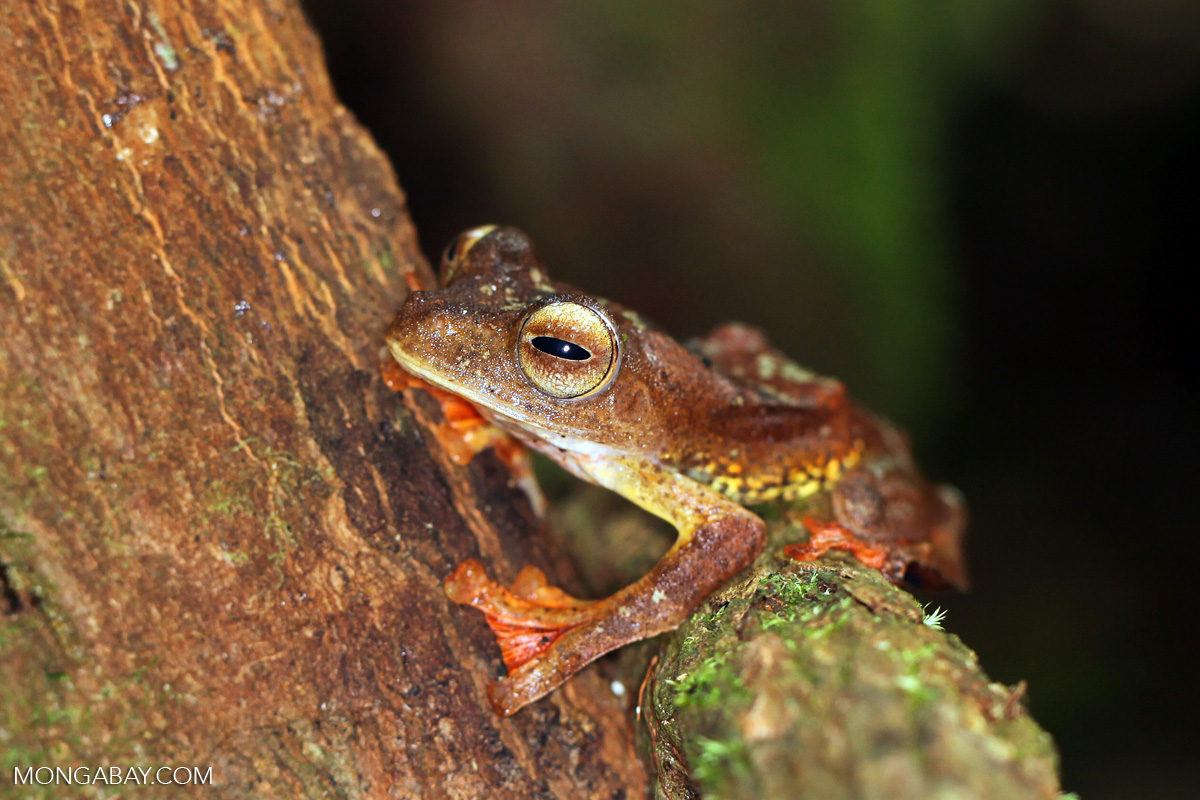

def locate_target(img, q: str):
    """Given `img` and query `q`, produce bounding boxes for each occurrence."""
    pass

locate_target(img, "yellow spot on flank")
[826,459,843,482]
[781,479,820,502]
[651,589,666,604]
[780,362,817,382]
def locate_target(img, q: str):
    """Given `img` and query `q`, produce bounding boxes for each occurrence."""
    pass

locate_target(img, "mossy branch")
[645,554,1062,799]
[553,486,1063,799]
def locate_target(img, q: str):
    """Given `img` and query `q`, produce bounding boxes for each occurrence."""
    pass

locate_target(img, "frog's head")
[386,227,626,435]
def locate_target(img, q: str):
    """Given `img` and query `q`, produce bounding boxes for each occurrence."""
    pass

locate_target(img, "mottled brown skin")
[386,226,965,715]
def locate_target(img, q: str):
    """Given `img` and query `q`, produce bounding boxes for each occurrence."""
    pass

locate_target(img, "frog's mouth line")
[387,343,543,432]
[388,343,624,460]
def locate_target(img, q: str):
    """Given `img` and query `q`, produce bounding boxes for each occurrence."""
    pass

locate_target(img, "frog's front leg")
[445,457,766,716]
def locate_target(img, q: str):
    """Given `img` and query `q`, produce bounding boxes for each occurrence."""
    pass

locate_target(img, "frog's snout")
[387,292,429,352]
[387,290,463,359]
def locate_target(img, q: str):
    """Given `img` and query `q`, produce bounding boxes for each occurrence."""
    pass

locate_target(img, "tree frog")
[385,226,966,716]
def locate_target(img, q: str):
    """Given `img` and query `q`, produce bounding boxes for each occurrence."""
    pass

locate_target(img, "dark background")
[301,2,1198,796]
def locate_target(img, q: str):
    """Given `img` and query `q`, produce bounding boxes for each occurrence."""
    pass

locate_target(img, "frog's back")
[683,323,967,589]
[666,323,863,505]
[687,323,845,412]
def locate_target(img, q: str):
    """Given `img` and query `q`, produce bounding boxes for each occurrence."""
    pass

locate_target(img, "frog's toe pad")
[510,565,591,607]
[486,672,549,718]
[379,352,414,393]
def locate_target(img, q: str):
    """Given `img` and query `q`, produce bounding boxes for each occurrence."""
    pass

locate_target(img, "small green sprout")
[922,605,948,630]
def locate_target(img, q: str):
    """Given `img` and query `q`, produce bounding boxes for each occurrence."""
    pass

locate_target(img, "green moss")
[221,548,250,565]
[761,570,819,605]
[376,248,396,274]
[690,735,754,792]
[1,527,33,543]
[0,639,170,800]
[758,568,848,632]
[147,13,180,72]
[670,650,745,711]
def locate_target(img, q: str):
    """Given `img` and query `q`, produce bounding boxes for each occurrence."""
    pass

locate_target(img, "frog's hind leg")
[691,323,846,410]
[445,457,766,716]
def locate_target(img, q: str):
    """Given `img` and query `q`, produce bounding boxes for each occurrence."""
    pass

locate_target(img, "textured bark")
[0,2,644,798]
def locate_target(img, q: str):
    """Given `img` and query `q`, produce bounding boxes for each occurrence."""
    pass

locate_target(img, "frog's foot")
[784,516,888,570]
[448,463,768,716]
[446,559,594,684]
[381,351,494,460]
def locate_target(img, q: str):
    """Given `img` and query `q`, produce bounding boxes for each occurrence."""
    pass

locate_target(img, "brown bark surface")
[0,1,645,797]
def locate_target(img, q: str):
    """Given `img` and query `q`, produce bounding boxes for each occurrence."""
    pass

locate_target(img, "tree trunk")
[0,1,644,797]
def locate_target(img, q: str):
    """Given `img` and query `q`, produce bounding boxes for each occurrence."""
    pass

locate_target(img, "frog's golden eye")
[518,302,618,399]
[441,225,498,285]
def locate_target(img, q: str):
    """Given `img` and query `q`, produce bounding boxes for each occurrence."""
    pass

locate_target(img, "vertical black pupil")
[445,240,458,262]
[532,336,591,360]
